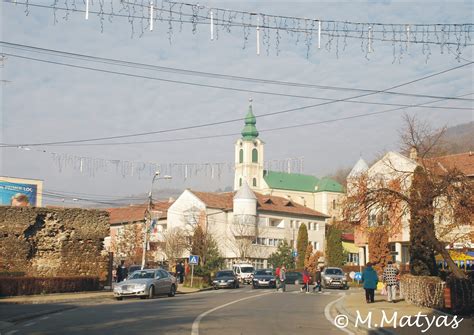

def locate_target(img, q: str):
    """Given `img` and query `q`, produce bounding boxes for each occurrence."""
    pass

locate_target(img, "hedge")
[0,276,100,296]
[400,274,445,308]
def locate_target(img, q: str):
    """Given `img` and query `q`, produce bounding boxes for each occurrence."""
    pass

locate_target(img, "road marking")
[39,316,50,320]
[324,293,354,335]
[5,330,18,335]
[191,291,272,335]
[23,322,36,327]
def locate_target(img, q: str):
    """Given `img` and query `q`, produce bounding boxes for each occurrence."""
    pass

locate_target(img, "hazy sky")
[1,0,473,206]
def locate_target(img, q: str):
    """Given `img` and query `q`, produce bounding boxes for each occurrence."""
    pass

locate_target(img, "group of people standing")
[273,265,324,293]
[362,261,400,303]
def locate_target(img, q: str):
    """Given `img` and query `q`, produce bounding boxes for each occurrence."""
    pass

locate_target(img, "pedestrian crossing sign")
[189,255,199,265]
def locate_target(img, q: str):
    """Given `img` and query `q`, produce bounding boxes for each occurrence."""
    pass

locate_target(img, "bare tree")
[161,227,187,269]
[110,223,143,264]
[229,214,259,260]
[345,115,472,279]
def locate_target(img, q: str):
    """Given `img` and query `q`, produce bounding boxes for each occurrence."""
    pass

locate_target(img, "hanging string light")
[5,0,473,62]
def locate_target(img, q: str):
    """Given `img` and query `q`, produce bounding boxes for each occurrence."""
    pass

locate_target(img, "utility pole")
[141,171,171,270]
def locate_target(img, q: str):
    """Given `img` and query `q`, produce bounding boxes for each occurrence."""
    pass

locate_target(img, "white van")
[232,263,255,284]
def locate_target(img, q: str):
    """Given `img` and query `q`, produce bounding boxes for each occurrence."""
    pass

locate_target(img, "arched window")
[253,178,257,187]
[239,178,242,187]
[332,199,336,210]
[252,148,258,163]
[239,149,244,163]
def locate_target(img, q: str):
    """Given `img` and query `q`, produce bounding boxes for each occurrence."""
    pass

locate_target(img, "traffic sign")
[349,271,355,279]
[189,255,199,265]
[354,272,362,281]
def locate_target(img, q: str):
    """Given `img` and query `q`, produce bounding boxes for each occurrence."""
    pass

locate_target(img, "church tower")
[234,99,265,191]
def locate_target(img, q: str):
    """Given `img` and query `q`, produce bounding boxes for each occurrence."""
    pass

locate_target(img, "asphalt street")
[0,285,349,335]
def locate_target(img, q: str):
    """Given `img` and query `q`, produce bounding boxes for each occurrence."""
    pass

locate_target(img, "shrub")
[0,276,100,296]
[400,274,444,308]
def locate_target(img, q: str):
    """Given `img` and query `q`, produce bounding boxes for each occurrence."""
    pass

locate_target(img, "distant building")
[233,101,345,221]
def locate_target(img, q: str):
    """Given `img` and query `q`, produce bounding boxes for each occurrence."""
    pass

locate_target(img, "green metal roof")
[315,177,344,193]
[263,171,344,193]
[241,103,259,140]
[263,171,319,192]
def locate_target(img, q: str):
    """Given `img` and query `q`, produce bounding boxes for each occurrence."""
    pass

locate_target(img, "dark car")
[252,269,276,288]
[284,271,303,284]
[212,270,240,289]
[128,265,142,276]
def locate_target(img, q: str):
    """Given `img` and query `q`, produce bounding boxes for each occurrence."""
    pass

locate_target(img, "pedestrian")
[176,262,185,284]
[116,260,128,283]
[279,265,286,292]
[382,261,399,303]
[312,267,322,292]
[302,268,310,292]
[361,262,378,303]
[275,266,281,291]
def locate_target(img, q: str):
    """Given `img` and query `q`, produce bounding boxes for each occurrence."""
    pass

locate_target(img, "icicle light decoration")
[7,0,473,62]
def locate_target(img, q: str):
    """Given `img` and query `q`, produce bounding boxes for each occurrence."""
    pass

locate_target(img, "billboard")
[0,176,43,207]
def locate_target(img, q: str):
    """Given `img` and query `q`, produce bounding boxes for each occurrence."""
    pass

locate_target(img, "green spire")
[241,98,259,140]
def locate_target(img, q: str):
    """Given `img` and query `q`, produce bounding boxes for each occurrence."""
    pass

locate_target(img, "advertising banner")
[0,176,43,207]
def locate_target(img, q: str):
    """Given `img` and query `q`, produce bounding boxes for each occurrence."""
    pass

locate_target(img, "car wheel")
[115,297,123,301]
[214,286,219,290]
[168,284,176,297]
[147,286,154,299]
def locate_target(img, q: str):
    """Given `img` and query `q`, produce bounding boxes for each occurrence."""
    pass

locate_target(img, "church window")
[253,178,257,187]
[332,199,336,210]
[252,148,258,163]
[239,149,243,163]
[239,178,242,187]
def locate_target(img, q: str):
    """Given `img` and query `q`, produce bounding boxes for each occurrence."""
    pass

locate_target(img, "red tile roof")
[191,190,329,218]
[107,201,173,224]
[427,152,474,177]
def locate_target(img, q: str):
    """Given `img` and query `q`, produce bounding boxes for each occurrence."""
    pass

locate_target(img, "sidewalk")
[332,290,470,335]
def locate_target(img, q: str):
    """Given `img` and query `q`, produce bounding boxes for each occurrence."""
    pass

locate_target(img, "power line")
[0,54,472,148]
[6,91,473,147]
[2,41,473,103]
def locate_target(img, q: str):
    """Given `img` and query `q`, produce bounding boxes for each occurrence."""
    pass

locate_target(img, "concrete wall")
[0,206,110,280]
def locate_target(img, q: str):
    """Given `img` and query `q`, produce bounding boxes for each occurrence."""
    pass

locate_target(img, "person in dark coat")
[361,262,378,303]
[312,267,322,292]
[176,262,185,284]
[116,260,128,283]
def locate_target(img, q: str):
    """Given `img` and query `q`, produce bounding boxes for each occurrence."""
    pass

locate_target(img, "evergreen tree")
[296,223,308,268]
[191,225,206,266]
[268,240,294,269]
[326,225,345,267]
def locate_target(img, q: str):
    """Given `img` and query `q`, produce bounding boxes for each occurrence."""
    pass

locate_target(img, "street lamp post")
[141,171,172,270]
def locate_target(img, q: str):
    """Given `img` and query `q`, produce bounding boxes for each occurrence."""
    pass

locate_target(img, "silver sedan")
[113,269,178,300]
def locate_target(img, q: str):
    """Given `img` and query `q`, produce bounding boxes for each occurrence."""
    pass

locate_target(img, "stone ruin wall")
[0,206,110,281]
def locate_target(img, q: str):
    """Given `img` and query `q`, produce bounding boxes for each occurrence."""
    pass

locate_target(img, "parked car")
[321,267,348,289]
[127,265,142,276]
[113,269,177,300]
[212,270,240,289]
[252,269,276,288]
[232,264,255,284]
[284,271,303,284]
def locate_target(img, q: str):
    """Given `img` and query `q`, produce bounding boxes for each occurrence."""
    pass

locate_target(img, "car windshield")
[216,271,234,277]
[325,269,343,275]
[241,267,254,273]
[130,271,154,279]
[255,270,273,275]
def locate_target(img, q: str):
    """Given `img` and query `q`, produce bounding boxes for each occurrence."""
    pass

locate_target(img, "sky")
[0,0,473,207]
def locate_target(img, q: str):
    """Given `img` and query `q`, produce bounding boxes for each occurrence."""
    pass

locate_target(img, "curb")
[333,294,395,335]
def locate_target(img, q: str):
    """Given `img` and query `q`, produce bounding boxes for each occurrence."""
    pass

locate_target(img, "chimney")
[409,146,418,160]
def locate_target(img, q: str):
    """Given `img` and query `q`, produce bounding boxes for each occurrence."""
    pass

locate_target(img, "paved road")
[1,285,348,335]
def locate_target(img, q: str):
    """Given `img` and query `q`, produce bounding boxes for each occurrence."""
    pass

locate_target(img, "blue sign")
[189,255,199,265]
[354,272,362,281]
[292,251,298,257]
